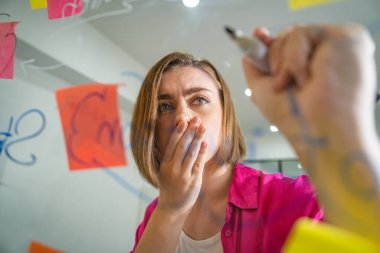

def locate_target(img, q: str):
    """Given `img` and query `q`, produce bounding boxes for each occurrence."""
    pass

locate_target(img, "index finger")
[161,120,188,163]
[253,27,273,46]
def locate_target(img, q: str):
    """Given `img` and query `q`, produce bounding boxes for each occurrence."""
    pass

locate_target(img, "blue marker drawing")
[102,168,153,203]
[0,116,13,156]
[248,141,256,160]
[0,132,12,156]
[4,109,46,166]
[121,70,144,82]
[287,87,301,117]
[93,159,153,203]
[252,127,265,138]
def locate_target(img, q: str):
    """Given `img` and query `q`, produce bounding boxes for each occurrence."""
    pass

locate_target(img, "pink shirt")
[131,163,323,253]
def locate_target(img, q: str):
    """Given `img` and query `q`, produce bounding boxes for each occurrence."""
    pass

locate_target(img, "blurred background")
[1,0,379,252]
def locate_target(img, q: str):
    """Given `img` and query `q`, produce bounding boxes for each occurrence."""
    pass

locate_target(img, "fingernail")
[198,125,205,135]
[177,121,187,133]
[192,116,200,125]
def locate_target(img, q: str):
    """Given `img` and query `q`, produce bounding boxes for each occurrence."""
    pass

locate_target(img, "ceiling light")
[245,88,252,97]
[270,125,278,132]
[182,0,199,8]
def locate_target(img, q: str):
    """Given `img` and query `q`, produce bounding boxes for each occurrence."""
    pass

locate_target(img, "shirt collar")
[228,163,260,209]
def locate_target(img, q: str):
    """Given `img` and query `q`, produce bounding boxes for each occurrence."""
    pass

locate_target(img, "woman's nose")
[174,104,193,126]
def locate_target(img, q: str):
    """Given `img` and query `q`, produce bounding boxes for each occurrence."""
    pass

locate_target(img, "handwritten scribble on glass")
[1,109,46,166]
[0,21,18,79]
[0,132,12,156]
[5,109,46,166]
[56,84,127,171]
[47,0,83,20]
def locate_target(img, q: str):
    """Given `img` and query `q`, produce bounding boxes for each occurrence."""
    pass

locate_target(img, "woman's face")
[155,66,223,163]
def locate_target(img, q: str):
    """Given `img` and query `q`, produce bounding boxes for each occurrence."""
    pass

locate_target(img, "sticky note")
[56,84,127,171]
[30,0,47,9]
[288,0,341,10]
[29,241,62,253]
[283,218,380,253]
[0,22,18,79]
[47,0,83,20]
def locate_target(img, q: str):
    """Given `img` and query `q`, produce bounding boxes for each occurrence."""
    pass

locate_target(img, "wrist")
[287,118,380,174]
[155,202,191,223]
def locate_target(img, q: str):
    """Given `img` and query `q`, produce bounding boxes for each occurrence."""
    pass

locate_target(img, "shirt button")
[224,230,232,237]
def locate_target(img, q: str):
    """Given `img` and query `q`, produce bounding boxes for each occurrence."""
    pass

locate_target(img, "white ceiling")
[2,0,380,140]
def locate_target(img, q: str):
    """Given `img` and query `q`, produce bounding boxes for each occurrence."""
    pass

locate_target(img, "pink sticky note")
[56,84,127,171]
[0,22,18,79]
[47,0,82,20]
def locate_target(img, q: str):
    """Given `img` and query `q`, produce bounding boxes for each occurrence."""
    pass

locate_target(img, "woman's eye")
[158,103,174,113]
[193,97,207,105]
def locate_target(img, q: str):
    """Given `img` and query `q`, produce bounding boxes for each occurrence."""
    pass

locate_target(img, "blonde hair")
[130,52,246,188]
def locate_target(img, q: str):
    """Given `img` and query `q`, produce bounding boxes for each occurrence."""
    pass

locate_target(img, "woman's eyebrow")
[158,87,212,100]
[158,94,172,100]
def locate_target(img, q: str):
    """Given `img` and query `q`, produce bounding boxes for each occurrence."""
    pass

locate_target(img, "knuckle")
[179,173,188,183]
[187,147,197,158]
[193,161,202,170]
[178,141,186,151]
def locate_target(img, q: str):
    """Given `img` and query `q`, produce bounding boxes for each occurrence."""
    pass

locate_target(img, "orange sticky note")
[30,0,47,9]
[29,241,62,253]
[0,22,18,79]
[47,0,82,20]
[56,84,127,171]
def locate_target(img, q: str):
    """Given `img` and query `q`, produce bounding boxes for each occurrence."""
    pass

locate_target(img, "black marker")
[224,25,269,73]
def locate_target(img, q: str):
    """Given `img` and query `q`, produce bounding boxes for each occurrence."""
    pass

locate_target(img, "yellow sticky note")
[288,0,340,10]
[283,218,380,253]
[30,0,47,9]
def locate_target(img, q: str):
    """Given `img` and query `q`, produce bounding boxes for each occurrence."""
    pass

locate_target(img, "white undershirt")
[175,230,223,253]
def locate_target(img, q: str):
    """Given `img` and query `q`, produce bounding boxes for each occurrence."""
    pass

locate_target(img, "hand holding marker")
[224,25,380,103]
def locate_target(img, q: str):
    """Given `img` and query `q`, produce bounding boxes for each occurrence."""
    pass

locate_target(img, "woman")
[130,24,380,252]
